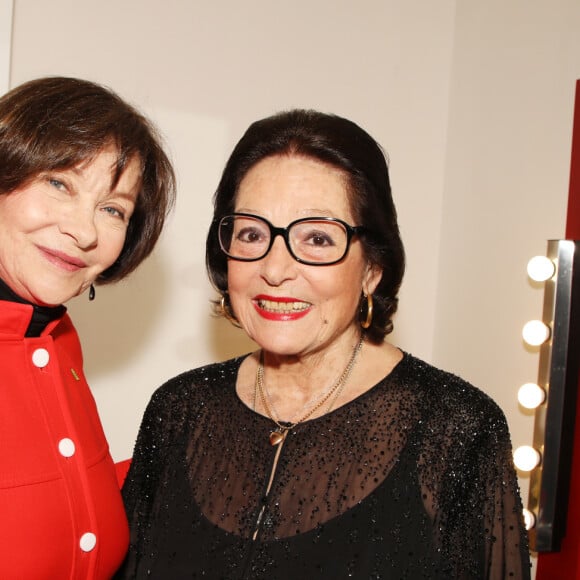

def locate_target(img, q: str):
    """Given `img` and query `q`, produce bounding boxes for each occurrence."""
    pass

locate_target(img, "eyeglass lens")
[219,215,349,264]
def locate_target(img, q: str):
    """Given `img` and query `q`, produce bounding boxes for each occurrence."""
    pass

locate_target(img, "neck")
[0,277,66,336]
[257,333,364,422]
[261,331,363,393]
[0,278,30,305]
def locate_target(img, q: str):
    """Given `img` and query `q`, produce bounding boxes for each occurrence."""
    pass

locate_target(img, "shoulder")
[50,311,76,336]
[148,355,247,409]
[398,353,509,435]
[51,312,84,360]
[136,356,248,431]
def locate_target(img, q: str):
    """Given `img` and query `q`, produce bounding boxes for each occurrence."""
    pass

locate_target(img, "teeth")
[257,299,310,313]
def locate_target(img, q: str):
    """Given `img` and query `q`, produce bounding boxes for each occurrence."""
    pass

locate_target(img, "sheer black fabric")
[117,353,531,579]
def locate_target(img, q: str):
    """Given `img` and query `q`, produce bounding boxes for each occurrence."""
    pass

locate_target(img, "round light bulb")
[522,320,551,346]
[517,383,546,409]
[527,256,556,282]
[513,445,541,471]
[522,509,536,530]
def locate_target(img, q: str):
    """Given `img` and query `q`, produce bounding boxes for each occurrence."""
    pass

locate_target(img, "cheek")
[227,262,254,293]
[318,263,363,297]
[226,264,251,314]
[319,270,364,314]
[0,199,43,235]
[98,228,128,267]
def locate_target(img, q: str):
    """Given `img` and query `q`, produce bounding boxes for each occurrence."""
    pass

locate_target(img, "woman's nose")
[259,236,297,285]
[59,205,98,249]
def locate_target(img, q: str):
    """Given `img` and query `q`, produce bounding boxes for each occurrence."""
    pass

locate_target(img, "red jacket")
[0,301,129,579]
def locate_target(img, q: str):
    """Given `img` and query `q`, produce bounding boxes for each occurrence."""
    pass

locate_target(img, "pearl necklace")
[255,336,364,446]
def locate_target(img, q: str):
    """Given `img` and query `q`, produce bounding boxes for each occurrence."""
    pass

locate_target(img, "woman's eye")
[102,206,126,220]
[237,227,264,243]
[48,177,66,190]
[305,232,334,246]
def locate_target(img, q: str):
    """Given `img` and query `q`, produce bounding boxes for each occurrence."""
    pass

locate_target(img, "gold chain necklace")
[260,363,340,425]
[256,336,364,446]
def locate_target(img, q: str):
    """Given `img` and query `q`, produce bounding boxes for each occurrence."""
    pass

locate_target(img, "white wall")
[8,4,580,573]
[433,2,580,535]
[0,0,12,94]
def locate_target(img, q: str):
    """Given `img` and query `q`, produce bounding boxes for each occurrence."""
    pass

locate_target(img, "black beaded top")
[117,353,531,579]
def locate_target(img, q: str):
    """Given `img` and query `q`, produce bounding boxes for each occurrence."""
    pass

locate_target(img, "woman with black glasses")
[117,110,530,579]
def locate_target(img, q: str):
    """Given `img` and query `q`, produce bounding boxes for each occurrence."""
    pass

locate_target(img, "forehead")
[74,146,142,193]
[236,155,353,219]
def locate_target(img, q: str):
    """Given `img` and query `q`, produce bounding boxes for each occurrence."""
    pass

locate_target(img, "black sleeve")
[438,402,531,579]
[114,384,177,578]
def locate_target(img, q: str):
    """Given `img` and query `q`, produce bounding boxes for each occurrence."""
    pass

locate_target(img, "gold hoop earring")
[220,294,242,328]
[361,293,373,329]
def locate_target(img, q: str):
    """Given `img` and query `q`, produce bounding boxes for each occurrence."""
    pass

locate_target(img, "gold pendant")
[269,430,286,446]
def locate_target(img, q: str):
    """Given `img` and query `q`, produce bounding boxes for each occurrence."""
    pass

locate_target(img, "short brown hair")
[0,76,176,283]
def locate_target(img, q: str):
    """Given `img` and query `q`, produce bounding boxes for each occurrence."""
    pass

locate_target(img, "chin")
[253,336,310,357]
[30,288,77,307]
[34,297,66,307]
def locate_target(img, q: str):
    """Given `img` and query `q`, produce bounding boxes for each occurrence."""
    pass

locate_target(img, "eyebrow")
[55,166,139,202]
[106,190,139,203]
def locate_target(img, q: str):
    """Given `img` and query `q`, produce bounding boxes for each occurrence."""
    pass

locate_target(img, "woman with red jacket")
[0,77,175,579]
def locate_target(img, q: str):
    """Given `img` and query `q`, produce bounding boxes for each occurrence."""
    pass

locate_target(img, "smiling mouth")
[38,246,87,270]
[256,298,311,313]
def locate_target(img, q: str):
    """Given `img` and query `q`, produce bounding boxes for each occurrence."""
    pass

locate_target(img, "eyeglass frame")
[217,212,367,266]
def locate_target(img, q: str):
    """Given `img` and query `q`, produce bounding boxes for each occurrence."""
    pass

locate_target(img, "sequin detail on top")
[117,353,531,579]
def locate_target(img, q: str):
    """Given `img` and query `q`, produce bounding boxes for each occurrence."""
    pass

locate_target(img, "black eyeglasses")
[218,213,365,266]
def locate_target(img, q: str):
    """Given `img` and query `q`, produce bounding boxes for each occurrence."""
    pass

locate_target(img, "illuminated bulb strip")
[517,383,547,409]
[522,320,551,346]
[527,256,556,282]
[522,508,536,530]
[513,445,541,471]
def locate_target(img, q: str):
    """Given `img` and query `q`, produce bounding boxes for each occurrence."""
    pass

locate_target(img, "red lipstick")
[38,246,87,271]
[253,294,312,321]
